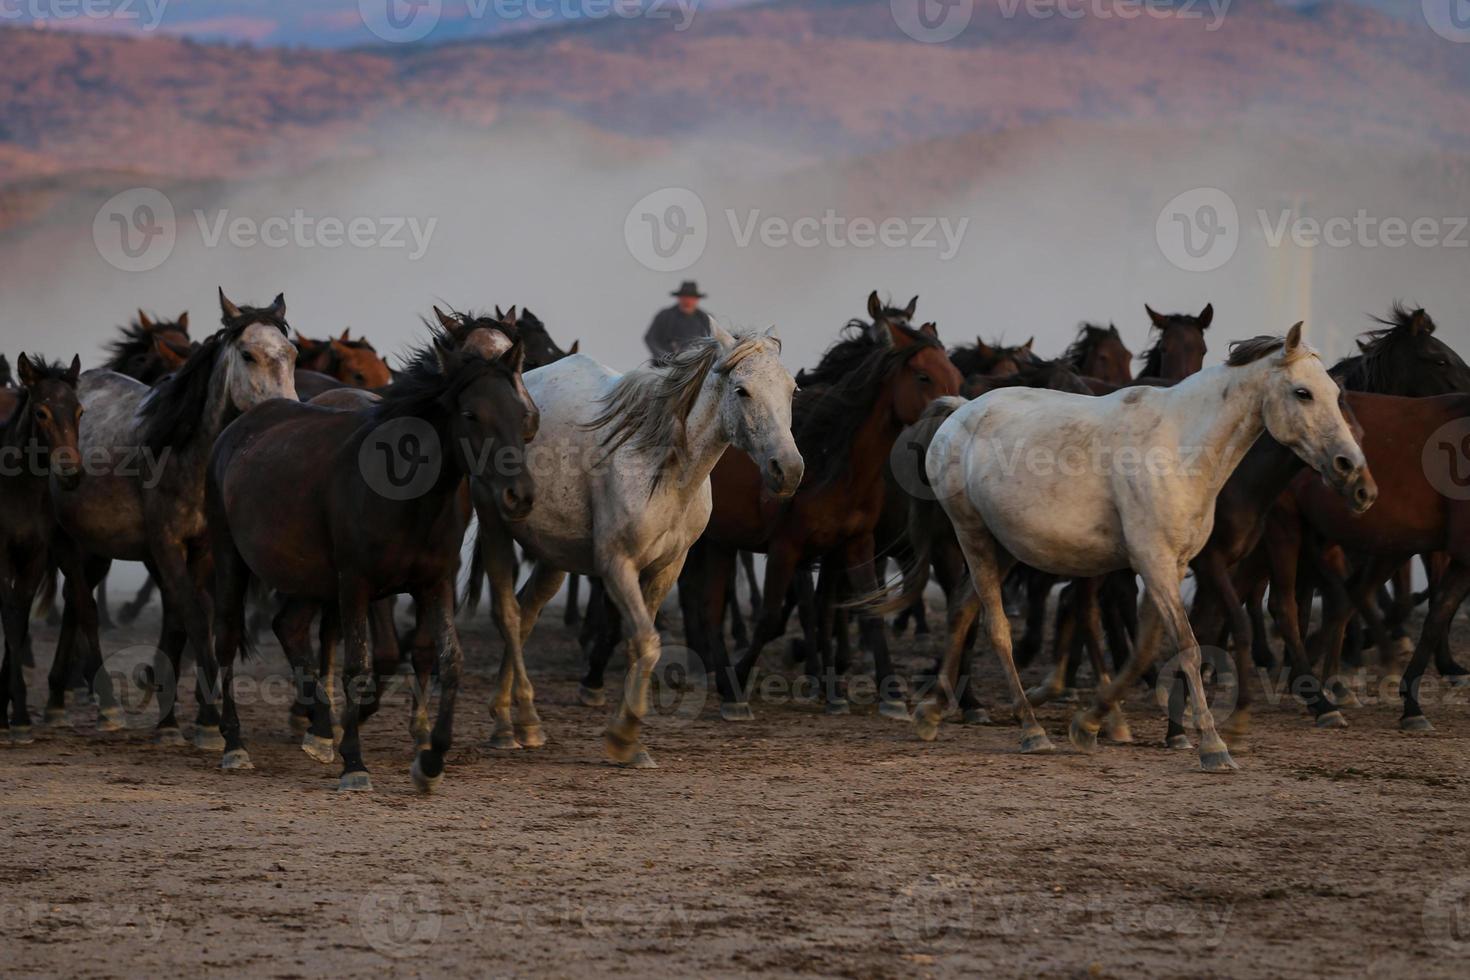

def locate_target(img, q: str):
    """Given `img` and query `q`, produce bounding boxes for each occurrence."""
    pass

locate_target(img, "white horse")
[475,327,803,768]
[923,323,1375,771]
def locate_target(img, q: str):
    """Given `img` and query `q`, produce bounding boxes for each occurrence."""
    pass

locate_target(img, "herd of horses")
[2,288,1468,790]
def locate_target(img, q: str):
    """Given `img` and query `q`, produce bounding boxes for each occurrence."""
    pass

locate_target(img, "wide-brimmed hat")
[671,281,707,299]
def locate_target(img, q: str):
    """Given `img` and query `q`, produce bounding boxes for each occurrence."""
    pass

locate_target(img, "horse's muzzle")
[1330,455,1376,515]
[764,453,804,499]
[497,482,535,523]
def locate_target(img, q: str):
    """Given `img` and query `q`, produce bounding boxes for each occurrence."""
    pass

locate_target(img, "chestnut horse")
[207,339,533,790]
[295,329,393,390]
[681,318,962,720]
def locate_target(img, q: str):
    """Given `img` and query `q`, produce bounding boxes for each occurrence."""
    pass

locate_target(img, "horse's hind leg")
[1399,561,1470,732]
[914,579,980,740]
[564,573,582,628]
[274,597,334,763]
[580,591,623,708]
[118,575,156,626]
[210,534,254,772]
[507,561,565,747]
[409,579,463,794]
[945,523,1050,752]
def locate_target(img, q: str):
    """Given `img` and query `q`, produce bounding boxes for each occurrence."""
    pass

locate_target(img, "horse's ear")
[1284,321,1305,354]
[339,328,350,341]
[137,309,153,330]
[712,323,737,351]
[177,311,190,332]
[502,306,518,326]
[1021,337,1034,353]
[433,306,459,332]
[270,293,287,318]
[919,322,938,338]
[568,340,580,355]
[1145,304,1166,329]
[904,296,919,319]
[1410,309,1432,335]
[494,305,505,321]
[16,353,37,388]
[1108,323,1120,336]
[973,336,994,357]
[867,291,883,321]
[1198,303,1214,329]
[219,288,242,321]
[65,355,82,387]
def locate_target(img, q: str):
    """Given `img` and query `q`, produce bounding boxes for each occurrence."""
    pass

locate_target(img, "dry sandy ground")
[5,597,1470,979]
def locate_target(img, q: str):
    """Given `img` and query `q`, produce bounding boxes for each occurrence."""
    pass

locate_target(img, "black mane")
[374,341,520,424]
[794,323,941,487]
[948,338,1036,378]
[1330,303,1442,392]
[103,316,193,383]
[139,310,287,454]
[0,354,11,388]
[1063,323,1118,372]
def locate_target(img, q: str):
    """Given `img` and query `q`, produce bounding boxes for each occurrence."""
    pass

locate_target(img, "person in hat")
[644,281,712,358]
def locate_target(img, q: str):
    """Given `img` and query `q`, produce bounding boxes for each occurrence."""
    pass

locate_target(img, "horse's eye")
[736,386,750,398]
[36,407,52,422]
[240,350,255,364]
[916,373,932,385]
[461,410,477,422]
[1438,358,1449,366]
[1294,387,1313,401]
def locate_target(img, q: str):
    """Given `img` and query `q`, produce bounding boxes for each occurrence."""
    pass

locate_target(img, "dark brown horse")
[679,318,962,719]
[207,339,533,790]
[0,355,82,743]
[950,336,1036,381]
[1137,303,1211,381]
[1062,322,1133,386]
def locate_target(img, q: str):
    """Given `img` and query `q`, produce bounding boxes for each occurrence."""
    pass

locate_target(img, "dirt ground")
[5,593,1470,980]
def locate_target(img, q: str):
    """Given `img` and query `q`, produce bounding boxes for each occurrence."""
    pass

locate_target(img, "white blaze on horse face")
[720,340,802,497]
[1260,337,1367,498]
[229,322,298,409]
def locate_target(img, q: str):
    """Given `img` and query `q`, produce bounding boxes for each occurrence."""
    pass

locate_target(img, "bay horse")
[207,338,533,790]
[478,328,800,768]
[921,324,1373,771]
[103,312,195,385]
[950,337,1036,381]
[47,290,298,746]
[1063,323,1133,386]
[0,355,82,743]
[294,329,393,389]
[1137,303,1211,381]
[677,319,962,721]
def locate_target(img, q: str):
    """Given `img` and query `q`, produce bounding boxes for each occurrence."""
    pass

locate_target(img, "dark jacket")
[644,306,712,358]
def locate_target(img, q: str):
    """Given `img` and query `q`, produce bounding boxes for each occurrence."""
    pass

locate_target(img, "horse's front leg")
[603,558,682,768]
[335,577,374,792]
[842,533,909,720]
[409,579,462,793]
[149,536,221,749]
[273,597,335,763]
[482,525,526,749]
[730,540,802,721]
[0,552,43,742]
[507,561,565,747]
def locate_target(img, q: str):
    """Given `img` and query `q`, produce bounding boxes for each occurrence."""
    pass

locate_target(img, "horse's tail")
[460,532,487,615]
[33,560,59,620]
[855,397,967,617]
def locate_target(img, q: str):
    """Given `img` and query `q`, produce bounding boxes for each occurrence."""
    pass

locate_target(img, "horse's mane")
[1330,303,1437,390]
[139,311,287,453]
[103,315,192,381]
[374,342,520,423]
[426,309,515,349]
[1062,323,1120,371]
[796,324,942,488]
[586,331,771,484]
[795,321,889,387]
[948,338,1035,379]
[1007,357,1092,393]
[0,354,11,388]
[1226,334,1313,367]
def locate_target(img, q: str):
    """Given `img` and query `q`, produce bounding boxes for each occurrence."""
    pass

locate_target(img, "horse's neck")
[665,376,730,495]
[846,390,900,493]
[1165,361,1271,491]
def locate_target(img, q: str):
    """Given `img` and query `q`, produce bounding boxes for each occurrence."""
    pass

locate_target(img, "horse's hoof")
[153,726,186,746]
[1023,684,1054,707]
[879,700,911,722]
[824,699,850,716]
[192,727,225,751]
[1400,715,1434,732]
[301,733,335,765]
[410,755,443,794]
[95,709,125,733]
[962,708,991,726]
[1020,726,1055,754]
[288,712,311,735]
[577,685,606,707]
[1332,688,1362,709]
[720,702,754,723]
[1315,711,1348,729]
[43,707,67,727]
[1444,673,1470,689]
[1103,719,1133,744]
[1068,713,1098,753]
[623,750,658,770]
[489,731,523,750]
[914,702,943,742]
[1165,734,1193,750]
[603,730,639,766]
[338,771,373,792]
[220,749,254,771]
[515,725,547,749]
[1199,739,1239,772]
[9,726,34,746]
